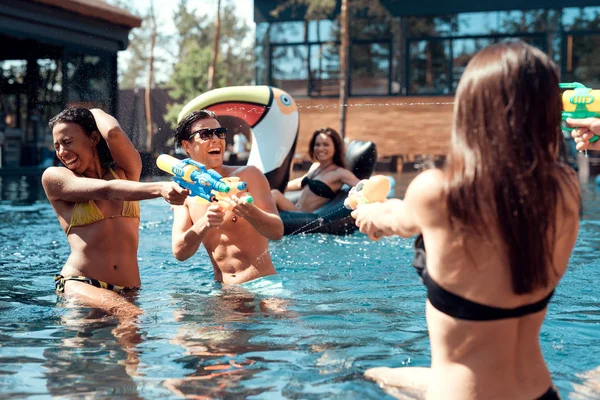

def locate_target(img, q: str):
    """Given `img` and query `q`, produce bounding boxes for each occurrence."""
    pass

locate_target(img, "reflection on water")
[43,307,144,399]
[0,171,599,398]
[0,173,46,204]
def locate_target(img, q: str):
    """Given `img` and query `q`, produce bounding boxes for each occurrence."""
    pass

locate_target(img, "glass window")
[497,35,547,51]
[452,38,494,90]
[269,21,305,44]
[308,20,336,42]
[0,60,27,85]
[408,39,451,95]
[36,59,63,141]
[271,44,309,97]
[407,15,455,37]
[0,60,27,131]
[456,12,498,35]
[255,23,270,85]
[308,43,339,96]
[496,10,550,33]
[351,42,389,95]
[64,52,112,110]
[562,7,600,31]
[563,34,600,88]
[351,19,392,41]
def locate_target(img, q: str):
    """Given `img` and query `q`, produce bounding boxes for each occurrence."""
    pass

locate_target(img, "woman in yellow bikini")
[42,107,189,315]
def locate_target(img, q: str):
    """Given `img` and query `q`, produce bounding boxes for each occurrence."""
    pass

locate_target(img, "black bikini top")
[413,235,554,321]
[301,177,337,199]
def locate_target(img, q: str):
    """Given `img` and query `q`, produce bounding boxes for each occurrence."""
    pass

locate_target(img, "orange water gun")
[344,175,391,210]
[156,154,252,209]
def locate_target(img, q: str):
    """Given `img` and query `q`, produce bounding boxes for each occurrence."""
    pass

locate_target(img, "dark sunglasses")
[189,127,227,141]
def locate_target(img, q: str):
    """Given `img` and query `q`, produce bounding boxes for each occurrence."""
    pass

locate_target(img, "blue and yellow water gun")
[156,154,252,207]
[560,82,600,143]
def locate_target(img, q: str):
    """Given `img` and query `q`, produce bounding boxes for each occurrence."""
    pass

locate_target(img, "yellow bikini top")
[66,168,141,235]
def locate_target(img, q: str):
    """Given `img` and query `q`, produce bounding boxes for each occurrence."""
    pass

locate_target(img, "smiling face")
[312,134,335,164]
[52,122,98,174]
[181,117,225,170]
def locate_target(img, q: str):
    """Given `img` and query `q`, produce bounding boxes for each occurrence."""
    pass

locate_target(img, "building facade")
[253,0,600,159]
[0,0,141,168]
[254,1,600,98]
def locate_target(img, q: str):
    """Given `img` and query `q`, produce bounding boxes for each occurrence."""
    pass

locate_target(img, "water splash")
[249,205,351,265]
[298,101,454,111]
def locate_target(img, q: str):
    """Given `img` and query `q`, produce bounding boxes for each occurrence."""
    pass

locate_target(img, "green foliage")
[270,0,337,20]
[165,0,253,127]
[107,0,172,88]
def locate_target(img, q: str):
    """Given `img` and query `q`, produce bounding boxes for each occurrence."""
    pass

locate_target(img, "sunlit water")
[0,173,599,399]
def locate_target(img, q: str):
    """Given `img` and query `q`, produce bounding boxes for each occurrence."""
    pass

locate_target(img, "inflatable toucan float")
[177,86,378,235]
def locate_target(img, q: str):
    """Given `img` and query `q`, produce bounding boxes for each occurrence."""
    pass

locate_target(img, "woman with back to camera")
[353,41,579,399]
[271,127,360,212]
[42,107,188,316]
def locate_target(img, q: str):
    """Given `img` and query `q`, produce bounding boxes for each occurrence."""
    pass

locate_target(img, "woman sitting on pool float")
[271,127,360,212]
[353,41,580,399]
[42,108,188,315]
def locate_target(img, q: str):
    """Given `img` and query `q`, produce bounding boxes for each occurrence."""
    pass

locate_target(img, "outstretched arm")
[286,162,318,191]
[352,168,444,240]
[42,167,188,204]
[90,109,142,181]
[338,168,360,187]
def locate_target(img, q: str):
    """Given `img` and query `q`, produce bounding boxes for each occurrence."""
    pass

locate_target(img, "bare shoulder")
[405,169,447,228]
[229,165,264,180]
[406,168,445,203]
[334,166,353,177]
[41,167,74,200]
[41,166,71,186]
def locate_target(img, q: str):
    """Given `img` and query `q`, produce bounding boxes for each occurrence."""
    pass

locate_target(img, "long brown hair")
[444,41,577,294]
[308,127,346,168]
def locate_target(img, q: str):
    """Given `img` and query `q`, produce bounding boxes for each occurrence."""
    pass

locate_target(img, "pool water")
[0,173,599,399]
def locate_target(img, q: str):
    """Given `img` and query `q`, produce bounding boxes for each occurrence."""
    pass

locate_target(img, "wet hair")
[308,127,346,168]
[49,107,114,170]
[444,40,579,294]
[174,109,218,148]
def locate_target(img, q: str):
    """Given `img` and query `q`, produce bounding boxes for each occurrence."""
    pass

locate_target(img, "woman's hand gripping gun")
[156,154,253,209]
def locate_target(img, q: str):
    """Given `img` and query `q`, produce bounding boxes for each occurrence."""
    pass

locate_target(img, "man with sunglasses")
[171,109,284,286]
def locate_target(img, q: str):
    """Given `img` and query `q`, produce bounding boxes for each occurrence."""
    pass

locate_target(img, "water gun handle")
[560,82,600,143]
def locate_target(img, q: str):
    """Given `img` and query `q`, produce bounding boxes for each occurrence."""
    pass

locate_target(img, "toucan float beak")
[177,86,272,127]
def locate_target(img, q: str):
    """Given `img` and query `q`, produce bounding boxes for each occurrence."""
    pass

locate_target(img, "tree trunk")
[145,0,156,152]
[207,0,221,91]
[339,0,350,139]
[426,43,433,88]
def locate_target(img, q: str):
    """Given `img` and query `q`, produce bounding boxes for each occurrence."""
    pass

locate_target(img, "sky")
[122,0,256,84]
[130,0,255,35]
